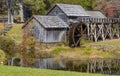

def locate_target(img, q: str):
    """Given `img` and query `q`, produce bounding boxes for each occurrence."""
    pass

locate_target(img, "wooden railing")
[77,17,120,23]
[0,18,8,22]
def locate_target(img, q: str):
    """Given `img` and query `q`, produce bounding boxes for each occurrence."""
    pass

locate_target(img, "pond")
[33,58,120,75]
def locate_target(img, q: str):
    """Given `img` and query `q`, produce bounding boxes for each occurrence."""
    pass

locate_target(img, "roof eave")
[22,15,46,29]
[45,27,69,29]
[22,16,34,29]
[46,4,68,17]
[46,4,57,15]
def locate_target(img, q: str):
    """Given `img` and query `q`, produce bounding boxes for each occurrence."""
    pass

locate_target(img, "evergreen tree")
[0,0,7,14]
[43,0,51,10]
[23,0,46,14]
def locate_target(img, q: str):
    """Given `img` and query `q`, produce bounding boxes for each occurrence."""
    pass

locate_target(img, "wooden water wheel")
[69,22,87,47]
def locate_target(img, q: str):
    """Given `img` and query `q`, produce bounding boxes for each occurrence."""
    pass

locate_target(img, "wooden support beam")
[104,23,112,39]
[101,23,105,41]
[89,23,94,41]
[86,23,90,40]
[96,23,105,41]
[93,23,97,42]
[89,23,97,42]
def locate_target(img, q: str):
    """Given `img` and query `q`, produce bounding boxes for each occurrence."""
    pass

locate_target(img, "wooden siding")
[23,20,34,38]
[45,29,67,43]
[33,19,46,42]
[47,6,68,23]
[33,19,67,43]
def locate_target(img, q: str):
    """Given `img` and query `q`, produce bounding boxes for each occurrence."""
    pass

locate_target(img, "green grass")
[0,65,115,76]
[92,39,120,47]
[51,47,68,55]
[50,46,114,59]
[7,23,23,43]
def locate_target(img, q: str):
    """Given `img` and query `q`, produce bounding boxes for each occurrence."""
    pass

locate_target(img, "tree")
[23,0,46,14]
[49,0,97,10]
[0,0,7,14]
[43,0,51,10]
[5,0,20,24]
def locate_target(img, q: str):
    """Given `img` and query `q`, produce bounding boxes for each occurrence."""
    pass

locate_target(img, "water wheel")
[69,22,87,47]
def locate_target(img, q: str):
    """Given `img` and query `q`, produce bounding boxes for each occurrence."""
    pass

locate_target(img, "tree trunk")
[19,3,24,22]
[8,9,14,24]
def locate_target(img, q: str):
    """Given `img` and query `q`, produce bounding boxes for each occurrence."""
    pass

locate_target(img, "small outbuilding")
[22,15,68,43]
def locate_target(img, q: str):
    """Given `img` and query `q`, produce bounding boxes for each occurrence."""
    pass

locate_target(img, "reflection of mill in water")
[33,58,66,69]
[33,58,120,75]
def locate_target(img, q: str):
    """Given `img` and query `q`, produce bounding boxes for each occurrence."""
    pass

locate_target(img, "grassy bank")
[50,46,114,59]
[92,39,120,47]
[0,65,114,76]
[7,23,23,43]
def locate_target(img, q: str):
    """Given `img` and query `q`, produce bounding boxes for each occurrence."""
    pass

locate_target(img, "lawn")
[0,65,114,76]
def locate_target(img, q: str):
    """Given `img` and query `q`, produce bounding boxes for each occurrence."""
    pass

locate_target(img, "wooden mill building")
[23,3,120,47]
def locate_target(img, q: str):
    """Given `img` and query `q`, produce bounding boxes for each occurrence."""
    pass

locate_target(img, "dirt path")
[0,23,3,29]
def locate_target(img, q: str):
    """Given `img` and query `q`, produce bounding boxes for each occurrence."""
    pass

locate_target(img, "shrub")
[0,49,6,64]
[0,36,16,57]
[21,37,36,66]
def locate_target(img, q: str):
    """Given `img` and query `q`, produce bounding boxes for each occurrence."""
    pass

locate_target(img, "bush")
[0,36,16,57]
[0,49,6,64]
[21,37,36,66]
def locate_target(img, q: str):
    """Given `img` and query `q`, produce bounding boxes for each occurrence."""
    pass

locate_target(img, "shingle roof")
[86,11,106,18]
[33,15,68,28]
[47,3,90,17]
